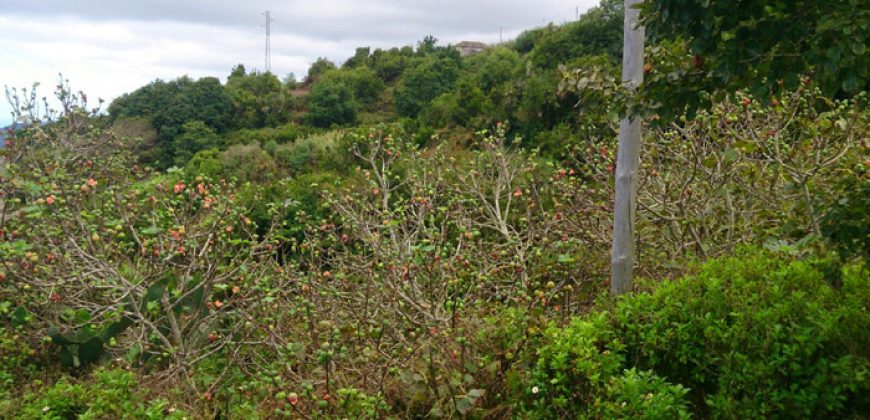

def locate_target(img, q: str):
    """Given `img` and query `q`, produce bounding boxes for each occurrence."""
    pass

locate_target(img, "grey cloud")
[5,0,593,42]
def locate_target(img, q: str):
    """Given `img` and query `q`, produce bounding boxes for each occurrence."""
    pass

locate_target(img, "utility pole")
[610,0,645,296]
[261,10,274,73]
[500,26,503,43]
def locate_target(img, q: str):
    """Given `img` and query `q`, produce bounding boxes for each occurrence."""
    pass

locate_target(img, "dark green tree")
[305,57,337,85]
[463,47,522,94]
[307,81,358,127]
[527,0,623,67]
[370,47,413,82]
[172,120,222,167]
[319,67,385,105]
[226,68,291,128]
[108,76,233,167]
[639,0,869,117]
[343,47,372,69]
[394,57,459,117]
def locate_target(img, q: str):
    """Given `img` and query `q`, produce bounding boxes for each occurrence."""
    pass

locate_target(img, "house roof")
[455,41,488,49]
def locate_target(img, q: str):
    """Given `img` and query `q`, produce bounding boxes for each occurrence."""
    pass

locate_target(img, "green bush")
[13,368,187,419]
[614,250,870,418]
[394,57,459,117]
[594,369,691,420]
[274,141,314,173]
[307,80,359,128]
[183,148,224,179]
[525,250,870,418]
[172,120,223,167]
[820,164,870,266]
[220,143,278,183]
[522,313,690,419]
[0,326,38,410]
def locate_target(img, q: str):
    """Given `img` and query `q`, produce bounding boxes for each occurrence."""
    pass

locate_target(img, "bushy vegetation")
[2,0,868,417]
[523,250,869,418]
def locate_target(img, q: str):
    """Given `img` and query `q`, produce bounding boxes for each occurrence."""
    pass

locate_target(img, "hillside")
[1,0,868,418]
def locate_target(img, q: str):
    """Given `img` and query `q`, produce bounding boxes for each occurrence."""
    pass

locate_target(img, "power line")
[260,10,274,73]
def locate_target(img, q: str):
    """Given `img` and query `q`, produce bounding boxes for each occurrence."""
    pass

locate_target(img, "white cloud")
[0,0,599,125]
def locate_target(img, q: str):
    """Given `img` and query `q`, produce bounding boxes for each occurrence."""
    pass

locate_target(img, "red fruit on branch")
[287,392,299,406]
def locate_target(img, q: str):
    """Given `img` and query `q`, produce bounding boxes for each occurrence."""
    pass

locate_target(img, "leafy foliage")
[14,368,187,419]
[307,81,359,127]
[640,0,869,116]
[226,65,292,129]
[2,2,868,416]
[394,57,460,117]
[108,76,234,167]
[526,250,870,418]
[526,0,623,68]
[820,157,870,266]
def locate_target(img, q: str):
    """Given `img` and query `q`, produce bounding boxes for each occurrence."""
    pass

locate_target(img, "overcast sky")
[0,0,598,126]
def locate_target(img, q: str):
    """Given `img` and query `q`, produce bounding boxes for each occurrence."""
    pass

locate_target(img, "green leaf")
[48,326,73,345]
[455,397,474,414]
[11,307,29,326]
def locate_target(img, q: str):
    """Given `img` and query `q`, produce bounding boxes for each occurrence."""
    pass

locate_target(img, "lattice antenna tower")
[261,11,274,73]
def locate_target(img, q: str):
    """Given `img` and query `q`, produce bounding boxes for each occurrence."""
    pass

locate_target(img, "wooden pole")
[610,0,645,296]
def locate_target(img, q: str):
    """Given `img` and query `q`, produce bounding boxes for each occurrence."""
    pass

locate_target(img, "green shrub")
[274,123,310,143]
[593,369,691,420]
[526,251,869,418]
[523,313,690,418]
[220,143,278,183]
[0,326,39,411]
[820,164,870,266]
[274,141,314,173]
[614,250,870,418]
[14,368,187,419]
[307,81,358,128]
[183,148,224,179]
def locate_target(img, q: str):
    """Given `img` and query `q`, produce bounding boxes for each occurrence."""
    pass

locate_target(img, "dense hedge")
[523,250,869,418]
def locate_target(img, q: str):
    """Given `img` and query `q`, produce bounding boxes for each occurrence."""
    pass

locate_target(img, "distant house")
[454,41,488,57]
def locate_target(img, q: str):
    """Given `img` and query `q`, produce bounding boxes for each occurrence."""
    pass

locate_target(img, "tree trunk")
[610,0,645,296]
